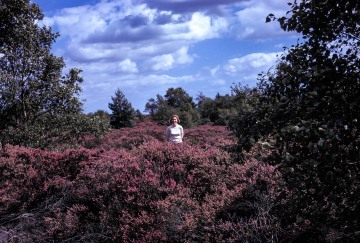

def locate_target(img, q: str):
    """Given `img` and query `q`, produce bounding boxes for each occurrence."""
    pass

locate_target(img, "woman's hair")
[169,114,180,123]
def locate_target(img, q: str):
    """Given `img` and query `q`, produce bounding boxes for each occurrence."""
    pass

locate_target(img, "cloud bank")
[37,0,297,113]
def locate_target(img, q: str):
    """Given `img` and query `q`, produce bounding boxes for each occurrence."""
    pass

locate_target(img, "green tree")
[212,93,238,126]
[196,93,217,124]
[87,109,111,128]
[145,87,200,127]
[164,87,196,109]
[108,89,135,128]
[237,0,360,240]
[0,0,107,149]
[88,109,110,121]
[165,87,200,127]
[135,109,145,122]
[144,94,167,122]
[196,89,256,127]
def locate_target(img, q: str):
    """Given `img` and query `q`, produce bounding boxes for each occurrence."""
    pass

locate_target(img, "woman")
[166,115,184,143]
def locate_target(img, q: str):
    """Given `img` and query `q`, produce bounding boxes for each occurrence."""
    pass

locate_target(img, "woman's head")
[169,114,180,124]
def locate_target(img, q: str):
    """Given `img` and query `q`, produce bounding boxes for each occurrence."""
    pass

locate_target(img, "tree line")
[1,0,359,241]
[106,85,258,130]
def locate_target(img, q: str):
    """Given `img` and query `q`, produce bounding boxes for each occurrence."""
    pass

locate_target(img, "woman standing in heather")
[166,115,184,143]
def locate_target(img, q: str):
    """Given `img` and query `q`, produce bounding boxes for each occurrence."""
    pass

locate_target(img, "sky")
[31,0,299,114]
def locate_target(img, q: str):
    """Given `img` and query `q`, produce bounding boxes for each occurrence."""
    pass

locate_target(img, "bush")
[0,120,284,242]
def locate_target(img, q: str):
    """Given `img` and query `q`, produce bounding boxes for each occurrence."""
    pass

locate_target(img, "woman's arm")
[165,126,170,141]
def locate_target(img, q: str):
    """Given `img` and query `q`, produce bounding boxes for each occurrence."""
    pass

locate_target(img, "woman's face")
[171,117,178,124]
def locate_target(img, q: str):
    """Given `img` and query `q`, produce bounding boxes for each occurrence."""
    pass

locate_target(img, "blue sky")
[31,0,299,114]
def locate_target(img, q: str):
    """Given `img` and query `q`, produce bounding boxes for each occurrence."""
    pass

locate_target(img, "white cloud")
[144,46,193,71]
[42,0,292,71]
[221,52,281,86]
[174,46,193,64]
[210,65,220,76]
[150,54,175,71]
[188,12,220,39]
[224,52,280,74]
[34,0,297,112]
[44,1,231,66]
[231,0,297,40]
[118,59,138,73]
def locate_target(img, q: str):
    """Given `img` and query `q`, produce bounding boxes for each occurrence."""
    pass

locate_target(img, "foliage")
[145,87,256,128]
[87,109,110,121]
[0,119,284,242]
[197,93,233,125]
[108,88,135,129]
[236,0,360,241]
[145,87,200,127]
[0,0,108,149]
[197,86,259,127]
[196,93,216,124]
[135,109,145,122]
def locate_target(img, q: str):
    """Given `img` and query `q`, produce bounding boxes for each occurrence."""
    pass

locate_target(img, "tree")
[237,0,360,240]
[144,94,167,120]
[145,87,200,127]
[88,109,110,120]
[87,109,111,130]
[196,88,258,127]
[164,87,196,110]
[227,84,260,130]
[135,109,145,122]
[108,89,135,128]
[165,87,200,127]
[196,94,216,124]
[0,0,107,149]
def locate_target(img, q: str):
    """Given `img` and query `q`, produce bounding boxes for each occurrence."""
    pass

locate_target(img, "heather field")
[0,119,284,242]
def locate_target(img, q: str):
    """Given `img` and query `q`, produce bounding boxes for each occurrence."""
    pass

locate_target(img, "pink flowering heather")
[0,119,284,242]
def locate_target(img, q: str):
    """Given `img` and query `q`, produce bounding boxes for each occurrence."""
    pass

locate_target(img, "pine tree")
[108,89,135,128]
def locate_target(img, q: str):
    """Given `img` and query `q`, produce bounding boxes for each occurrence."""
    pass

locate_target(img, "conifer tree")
[108,89,135,128]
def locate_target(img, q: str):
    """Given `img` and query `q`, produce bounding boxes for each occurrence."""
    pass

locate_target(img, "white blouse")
[166,124,184,143]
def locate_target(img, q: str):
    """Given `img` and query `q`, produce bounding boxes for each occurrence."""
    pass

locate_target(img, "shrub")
[0,120,284,242]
